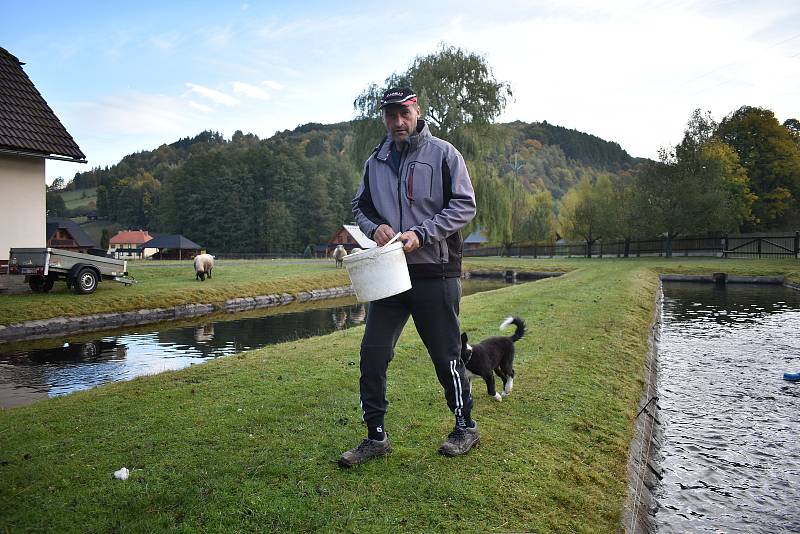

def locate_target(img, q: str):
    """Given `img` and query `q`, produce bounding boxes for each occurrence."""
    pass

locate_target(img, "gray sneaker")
[338,436,392,468]
[438,423,480,457]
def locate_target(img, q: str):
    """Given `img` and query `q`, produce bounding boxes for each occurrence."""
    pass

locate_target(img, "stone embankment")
[622,285,662,534]
[0,286,355,343]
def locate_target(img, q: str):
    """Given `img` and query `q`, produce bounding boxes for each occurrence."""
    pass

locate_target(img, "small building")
[464,228,489,250]
[0,47,86,265]
[142,234,201,260]
[46,217,97,254]
[327,224,377,255]
[109,229,156,259]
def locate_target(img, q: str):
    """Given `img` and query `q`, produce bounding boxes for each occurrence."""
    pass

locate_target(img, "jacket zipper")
[397,145,408,230]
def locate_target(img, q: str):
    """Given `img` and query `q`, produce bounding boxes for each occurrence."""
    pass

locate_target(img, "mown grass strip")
[0,260,351,326]
[0,258,797,532]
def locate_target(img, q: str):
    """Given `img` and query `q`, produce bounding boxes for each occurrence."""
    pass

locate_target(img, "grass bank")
[1,258,796,532]
[0,259,351,326]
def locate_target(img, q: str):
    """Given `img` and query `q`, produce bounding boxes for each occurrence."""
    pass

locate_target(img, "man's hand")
[400,231,420,253]
[373,224,395,246]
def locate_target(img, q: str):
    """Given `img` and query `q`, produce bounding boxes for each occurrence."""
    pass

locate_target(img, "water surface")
[655,282,800,533]
[0,278,511,408]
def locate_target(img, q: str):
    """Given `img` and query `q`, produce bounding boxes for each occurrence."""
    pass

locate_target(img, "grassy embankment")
[7,255,795,326]
[0,260,353,326]
[0,257,797,532]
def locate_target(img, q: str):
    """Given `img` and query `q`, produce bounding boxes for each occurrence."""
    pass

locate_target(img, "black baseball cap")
[379,87,418,109]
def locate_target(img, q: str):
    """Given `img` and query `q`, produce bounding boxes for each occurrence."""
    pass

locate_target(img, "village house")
[464,228,489,250]
[327,224,376,256]
[109,229,157,259]
[0,47,86,269]
[46,217,97,254]
[143,234,202,260]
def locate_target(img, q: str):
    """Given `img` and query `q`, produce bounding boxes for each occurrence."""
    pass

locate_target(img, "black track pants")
[359,277,473,432]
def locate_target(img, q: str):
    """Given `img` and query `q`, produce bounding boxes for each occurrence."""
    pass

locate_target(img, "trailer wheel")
[42,276,55,292]
[29,275,47,292]
[73,268,98,294]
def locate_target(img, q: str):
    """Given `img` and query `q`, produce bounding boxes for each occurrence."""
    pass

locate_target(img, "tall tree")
[557,176,616,257]
[353,46,511,137]
[100,228,110,251]
[352,44,514,250]
[634,142,752,255]
[45,189,66,217]
[407,44,512,138]
[716,106,800,229]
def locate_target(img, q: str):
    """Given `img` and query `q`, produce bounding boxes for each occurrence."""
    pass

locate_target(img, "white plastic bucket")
[343,234,411,302]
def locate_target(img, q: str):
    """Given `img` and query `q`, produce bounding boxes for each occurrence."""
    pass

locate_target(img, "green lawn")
[0,259,352,325]
[59,188,97,211]
[0,257,797,532]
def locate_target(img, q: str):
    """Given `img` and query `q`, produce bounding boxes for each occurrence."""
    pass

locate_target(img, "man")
[340,87,477,467]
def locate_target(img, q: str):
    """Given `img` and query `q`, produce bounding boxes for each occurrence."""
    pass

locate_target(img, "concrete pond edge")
[621,283,663,534]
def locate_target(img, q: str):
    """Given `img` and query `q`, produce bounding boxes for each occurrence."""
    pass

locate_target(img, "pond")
[0,278,512,408]
[655,282,800,533]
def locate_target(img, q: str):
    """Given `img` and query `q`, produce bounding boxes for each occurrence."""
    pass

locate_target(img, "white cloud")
[262,80,284,91]
[69,92,187,135]
[185,83,239,106]
[188,100,213,113]
[203,25,233,48]
[232,81,271,100]
[149,32,179,51]
[425,1,800,158]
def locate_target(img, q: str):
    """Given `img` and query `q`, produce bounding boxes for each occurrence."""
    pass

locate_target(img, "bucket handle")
[365,232,403,262]
[383,232,403,248]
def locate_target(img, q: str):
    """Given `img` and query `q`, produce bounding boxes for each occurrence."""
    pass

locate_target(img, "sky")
[3,0,799,184]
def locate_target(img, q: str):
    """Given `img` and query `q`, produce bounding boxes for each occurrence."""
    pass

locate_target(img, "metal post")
[795,232,799,259]
[757,237,762,259]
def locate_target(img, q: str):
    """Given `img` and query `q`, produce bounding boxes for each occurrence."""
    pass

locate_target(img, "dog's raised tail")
[499,316,525,342]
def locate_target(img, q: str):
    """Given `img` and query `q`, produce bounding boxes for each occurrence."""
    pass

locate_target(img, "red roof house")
[109,230,154,258]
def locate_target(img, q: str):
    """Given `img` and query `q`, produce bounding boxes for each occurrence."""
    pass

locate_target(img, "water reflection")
[0,278,512,407]
[655,282,800,533]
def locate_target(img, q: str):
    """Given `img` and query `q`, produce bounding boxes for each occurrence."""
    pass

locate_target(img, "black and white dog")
[460,317,525,401]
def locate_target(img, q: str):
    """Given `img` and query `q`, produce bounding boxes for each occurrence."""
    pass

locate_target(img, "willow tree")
[351,44,513,241]
[352,45,511,133]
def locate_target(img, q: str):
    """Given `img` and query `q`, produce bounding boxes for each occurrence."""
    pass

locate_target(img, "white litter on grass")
[113,467,130,480]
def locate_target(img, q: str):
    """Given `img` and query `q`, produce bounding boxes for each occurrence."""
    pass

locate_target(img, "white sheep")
[332,245,348,268]
[194,253,215,281]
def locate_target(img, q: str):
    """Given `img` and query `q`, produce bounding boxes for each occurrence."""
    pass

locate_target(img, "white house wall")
[0,154,45,261]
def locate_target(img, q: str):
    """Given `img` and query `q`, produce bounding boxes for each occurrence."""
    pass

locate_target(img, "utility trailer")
[8,248,135,294]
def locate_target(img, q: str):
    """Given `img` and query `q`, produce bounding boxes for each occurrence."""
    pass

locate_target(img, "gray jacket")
[351,120,476,278]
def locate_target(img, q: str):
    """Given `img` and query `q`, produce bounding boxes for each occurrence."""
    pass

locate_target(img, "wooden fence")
[465,232,800,259]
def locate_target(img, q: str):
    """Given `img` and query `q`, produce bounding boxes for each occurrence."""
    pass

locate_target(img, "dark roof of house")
[46,217,96,248]
[0,47,85,161]
[141,234,201,250]
[464,228,489,244]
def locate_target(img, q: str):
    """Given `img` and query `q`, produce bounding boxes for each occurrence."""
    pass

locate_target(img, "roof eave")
[0,146,87,163]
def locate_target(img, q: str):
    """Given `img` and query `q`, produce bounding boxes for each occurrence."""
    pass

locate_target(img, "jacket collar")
[376,119,430,161]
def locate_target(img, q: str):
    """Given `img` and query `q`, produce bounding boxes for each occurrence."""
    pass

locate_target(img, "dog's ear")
[461,332,468,344]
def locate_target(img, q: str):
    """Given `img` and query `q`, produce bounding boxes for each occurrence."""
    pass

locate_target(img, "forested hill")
[56,119,642,252]
[503,120,635,170]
